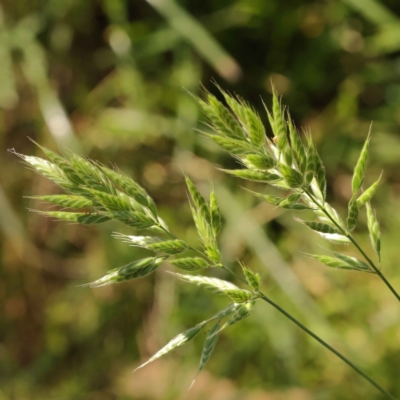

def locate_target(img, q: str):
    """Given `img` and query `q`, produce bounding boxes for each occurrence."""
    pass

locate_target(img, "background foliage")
[1,0,400,399]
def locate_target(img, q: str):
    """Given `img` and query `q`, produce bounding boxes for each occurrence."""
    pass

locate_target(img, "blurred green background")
[1,0,400,399]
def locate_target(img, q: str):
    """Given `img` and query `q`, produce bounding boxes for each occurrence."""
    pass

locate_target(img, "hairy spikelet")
[81,257,166,288]
[243,153,276,170]
[280,164,303,188]
[34,210,110,224]
[170,272,253,302]
[352,130,371,194]
[205,93,245,140]
[169,257,209,271]
[220,169,280,182]
[209,190,222,236]
[244,106,266,147]
[100,165,158,216]
[204,133,253,155]
[240,262,260,291]
[70,155,116,195]
[271,89,288,151]
[109,210,156,229]
[288,119,307,173]
[216,300,256,333]
[314,149,326,201]
[186,177,211,226]
[304,137,317,186]
[28,195,93,209]
[299,220,340,234]
[356,174,382,209]
[15,152,72,189]
[366,202,381,261]
[307,253,370,272]
[134,321,207,372]
[190,323,220,389]
[114,234,188,255]
[347,199,359,232]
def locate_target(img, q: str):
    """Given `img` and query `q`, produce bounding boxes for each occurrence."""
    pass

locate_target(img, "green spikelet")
[304,137,317,186]
[280,164,303,188]
[314,149,327,201]
[351,129,372,195]
[81,257,166,288]
[70,155,116,195]
[204,134,253,155]
[190,323,220,389]
[134,321,207,372]
[244,107,266,147]
[205,93,245,140]
[169,257,209,271]
[209,190,222,236]
[109,210,156,229]
[240,262,260,291]
[288,119,307,173]
[243,153,276,170]
[366,202,381,261]
[300,220,340,234]
[28,195,93,209]
[347,198,359,232]
[34,210,110,224]
[221,169,280,182]
[185,177,211,225]
[271,89,288,151]
[356,173,382,209]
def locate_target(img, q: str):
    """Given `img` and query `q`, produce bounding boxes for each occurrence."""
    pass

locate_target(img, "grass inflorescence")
[11,86,400,399]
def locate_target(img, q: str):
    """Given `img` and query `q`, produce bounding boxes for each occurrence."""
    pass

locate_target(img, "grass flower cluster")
[11,86,399,399]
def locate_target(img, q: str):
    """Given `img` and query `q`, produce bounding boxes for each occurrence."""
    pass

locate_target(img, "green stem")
[258,292,397,400]
[305,190,400,303]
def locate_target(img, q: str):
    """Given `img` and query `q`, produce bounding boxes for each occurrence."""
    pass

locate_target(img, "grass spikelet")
[170,272,253,302]
[168,257,209,271]
[134,321,208,372]
[209,190,222,236]
[204,133,253,155]
[314,149,327,201]
[243,153,276,170]
[347,199,359,232]
[271,88,288,151]
[288,119,307,173]
[185,176,211,225]
[205,93,245,140]
[27,195,93,209]
[220,169,280,182]
[306,253,370,272]
[280,164,303,188]
[100,165,158,216]
[108,210,156,229]
[12,151,72,188]
[70,155,116,195]
[351,129,372,195]
[113,234,188,255]
[366,202,381,261]
[216,300,256,333]
[34,210,110,224]
[304,137,317,186]
[81,257,166,288]
[299,220,340,234]
[240,262,260,291]
[356,173,382,208]
[244,106,266,147]
[190,322,220,389]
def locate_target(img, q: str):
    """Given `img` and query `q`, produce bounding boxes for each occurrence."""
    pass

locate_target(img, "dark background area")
[1,0,400,399]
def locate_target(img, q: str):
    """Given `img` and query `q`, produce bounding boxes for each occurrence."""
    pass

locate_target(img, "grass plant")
[10,87,399,399]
